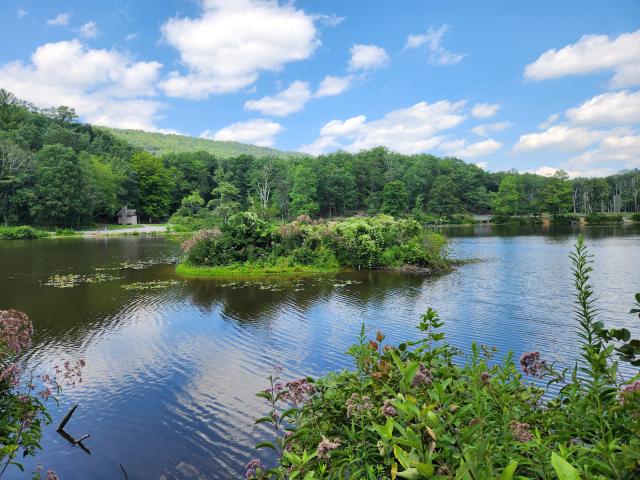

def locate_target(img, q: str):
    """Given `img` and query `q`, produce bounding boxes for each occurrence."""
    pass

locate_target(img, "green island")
[176,213,450,277]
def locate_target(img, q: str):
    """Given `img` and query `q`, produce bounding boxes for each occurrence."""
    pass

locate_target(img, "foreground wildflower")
[282,378,315,405]
[411,364,433,388]
[510,421,534,443]
[345,393,373,417]
[316,436,341,459]
[620,379,640,405]
[380,400,397,417]
[519,351,547,378]
[245,459,262,479]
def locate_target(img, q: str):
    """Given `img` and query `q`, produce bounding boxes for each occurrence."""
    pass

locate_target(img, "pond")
[1,224,639,479]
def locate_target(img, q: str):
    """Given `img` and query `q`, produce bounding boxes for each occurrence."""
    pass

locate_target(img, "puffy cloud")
[348,44,390,71]
[320,115,367,137]
[17,9,28,19]
[569,133,640,168]
[301,100,467,155]
[405,24,465,66]
[160,0,319,99]
[299,135,340,156]
[513,125,603,152]
[471,102,499,119]
[202,119,284,147]
[315,75,353,97]
[244,81,311,116]
[47,13,70,26]
[450,139,502,158]
[79,21,99,39]
[471,121,511,136]
[566,90,640,125]
[531,166,560,177]
[524,29,640,87]
[0,40,164,130]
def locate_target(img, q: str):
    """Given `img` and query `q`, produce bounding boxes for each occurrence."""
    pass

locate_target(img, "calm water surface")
[1,225,639,479]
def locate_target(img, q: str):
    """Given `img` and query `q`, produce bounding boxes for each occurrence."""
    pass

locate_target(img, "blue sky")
[1,0,639,176]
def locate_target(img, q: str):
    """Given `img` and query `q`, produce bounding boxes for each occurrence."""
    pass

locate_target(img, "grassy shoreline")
[176,262,339,277]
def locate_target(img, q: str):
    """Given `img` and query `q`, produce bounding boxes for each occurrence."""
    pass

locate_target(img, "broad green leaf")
[551,452,580,480]
[499,461,518,480]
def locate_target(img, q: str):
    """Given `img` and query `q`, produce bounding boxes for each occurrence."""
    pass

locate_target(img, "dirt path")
[80,225,168,236]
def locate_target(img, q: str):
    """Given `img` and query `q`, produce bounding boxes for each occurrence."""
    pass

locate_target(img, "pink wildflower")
[411,364,433,388]
[519,351,547,378]
[282,378,315,405]
[316,436,341,459]
[510,421,534,442]
[380,400,397,417]
[345,393,374,417]
[620,380,640,405]
[0,309,33,354]
[245,459,262,479]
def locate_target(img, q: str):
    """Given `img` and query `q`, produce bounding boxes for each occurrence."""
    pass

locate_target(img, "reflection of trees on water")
[442,223,640,240]
[184,271,426,325]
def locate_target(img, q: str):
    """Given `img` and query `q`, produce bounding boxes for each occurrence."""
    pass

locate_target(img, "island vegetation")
[1,90,639,234]
[246,237,640,479]
[177,213,450,276]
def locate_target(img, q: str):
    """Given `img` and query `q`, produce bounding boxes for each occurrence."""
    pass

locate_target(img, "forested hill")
[102,127,307,159]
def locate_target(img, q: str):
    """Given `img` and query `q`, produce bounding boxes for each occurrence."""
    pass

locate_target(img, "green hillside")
[102,127,308,159]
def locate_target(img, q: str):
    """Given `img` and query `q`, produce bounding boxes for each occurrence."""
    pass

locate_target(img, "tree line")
[1,90,638,228]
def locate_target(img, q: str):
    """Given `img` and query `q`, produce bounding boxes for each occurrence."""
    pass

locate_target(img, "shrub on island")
[177,213,449,276]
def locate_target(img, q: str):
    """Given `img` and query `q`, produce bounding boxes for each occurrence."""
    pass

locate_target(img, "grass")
[176,262,339,277]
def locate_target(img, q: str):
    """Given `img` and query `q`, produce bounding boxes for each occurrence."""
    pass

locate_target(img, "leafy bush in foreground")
[0,226,48,240]
[181,214,449,273]
[248,236,639,479]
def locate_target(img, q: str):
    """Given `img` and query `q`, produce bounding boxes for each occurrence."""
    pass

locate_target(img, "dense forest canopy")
[1,90,638,227]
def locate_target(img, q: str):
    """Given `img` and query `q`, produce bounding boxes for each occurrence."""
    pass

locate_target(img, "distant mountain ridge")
[102,127,309,159]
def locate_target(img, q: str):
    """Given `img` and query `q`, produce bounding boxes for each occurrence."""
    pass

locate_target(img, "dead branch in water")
[56,404,91,454]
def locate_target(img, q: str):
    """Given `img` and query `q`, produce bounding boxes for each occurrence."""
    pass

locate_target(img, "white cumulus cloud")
[348,44,390,71]
[202,119,284,147]
[405,25,465,66]
[471,121,511,136]
[513,125,602,152]
[300,100,467,155]
[568,133,640,168]
[471,102,500,119]
[0,40,164,130]
[524,29,640,88]
[244,81,311,117]
[566,90,640,125]
[451,139,502,158]
[315,75,353,97]
[160,0,319,99]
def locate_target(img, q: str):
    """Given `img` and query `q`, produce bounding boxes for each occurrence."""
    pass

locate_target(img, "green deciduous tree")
[493,175,525,216]
[32,144,85,227]
[382,180,408,217]
[131,151,174,221]
[289,164,319,217]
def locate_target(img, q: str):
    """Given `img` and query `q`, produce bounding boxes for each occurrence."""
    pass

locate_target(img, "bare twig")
[56,404,91,454]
